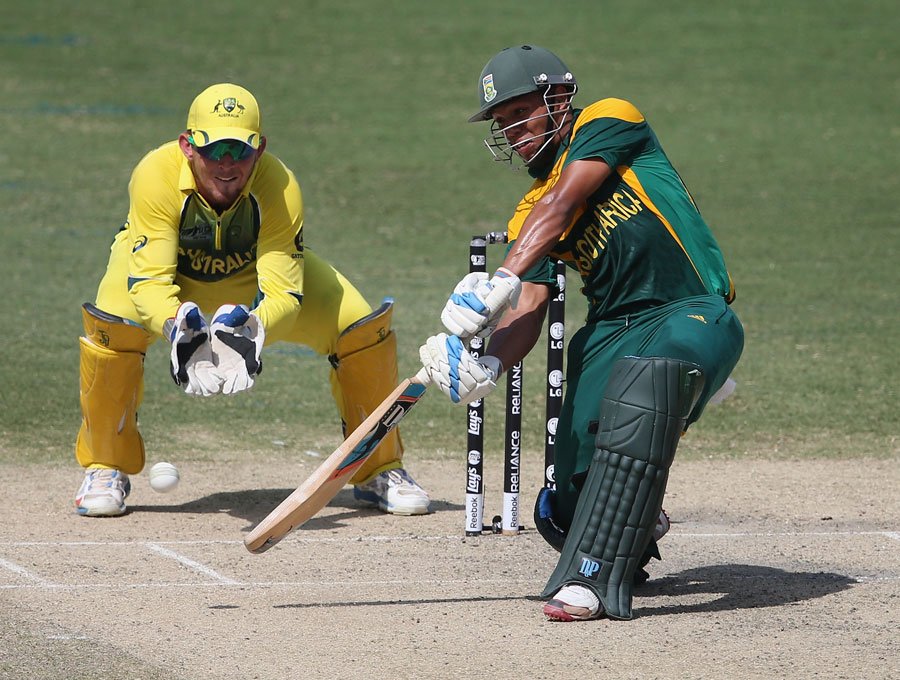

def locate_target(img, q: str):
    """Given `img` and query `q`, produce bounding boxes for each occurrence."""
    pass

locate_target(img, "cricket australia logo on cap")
[482,73,497,103]
[212,97,246,117]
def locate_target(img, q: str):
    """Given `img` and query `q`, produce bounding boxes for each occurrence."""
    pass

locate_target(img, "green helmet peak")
[468,45,576,123]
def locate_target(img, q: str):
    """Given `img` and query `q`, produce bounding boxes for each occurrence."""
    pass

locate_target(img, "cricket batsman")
[419,46,744,621]
[75,83,430,518]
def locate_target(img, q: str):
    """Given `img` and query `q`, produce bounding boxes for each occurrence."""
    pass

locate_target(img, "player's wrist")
[480,355,503,381]
[165,302,202,343]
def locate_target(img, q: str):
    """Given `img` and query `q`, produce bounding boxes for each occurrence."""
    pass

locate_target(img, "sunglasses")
[188,135,255,161]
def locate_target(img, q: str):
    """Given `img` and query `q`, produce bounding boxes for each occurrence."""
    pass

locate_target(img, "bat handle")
[414,366,431,385]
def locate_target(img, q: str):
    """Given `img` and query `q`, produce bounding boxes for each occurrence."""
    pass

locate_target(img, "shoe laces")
[385,469,413,487]
[384,469,428,495]
[86,468,126,492]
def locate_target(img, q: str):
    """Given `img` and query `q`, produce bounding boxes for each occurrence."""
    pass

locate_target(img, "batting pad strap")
[540,357,704,620]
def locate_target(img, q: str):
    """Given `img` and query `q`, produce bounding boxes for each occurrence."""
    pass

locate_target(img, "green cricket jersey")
[507,98,735,322]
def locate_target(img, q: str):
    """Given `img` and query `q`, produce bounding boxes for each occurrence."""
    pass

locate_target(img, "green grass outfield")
[1,0,896,469]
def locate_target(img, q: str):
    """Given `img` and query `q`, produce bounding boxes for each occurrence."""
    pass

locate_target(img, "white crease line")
[0,557,56,586]
[0,577,527,591]
[1,529,898,547]
[1,574,897,592]
[0,536,456,547]
[675,531,899,538]
[144,542,242,585]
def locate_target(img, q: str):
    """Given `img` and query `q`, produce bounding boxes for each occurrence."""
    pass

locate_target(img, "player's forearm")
[252,286,302,343]
[501,196,576,277]
[252,251,304,342]
[486,284,550,373]
[128,280,181,337]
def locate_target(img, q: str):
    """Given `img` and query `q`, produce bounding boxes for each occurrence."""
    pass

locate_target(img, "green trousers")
[553,294,744,528]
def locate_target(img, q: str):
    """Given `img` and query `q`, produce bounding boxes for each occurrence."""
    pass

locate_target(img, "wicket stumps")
[464,232,566,537]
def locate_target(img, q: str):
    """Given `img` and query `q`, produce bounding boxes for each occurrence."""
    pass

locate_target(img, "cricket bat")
[243,368,430,554]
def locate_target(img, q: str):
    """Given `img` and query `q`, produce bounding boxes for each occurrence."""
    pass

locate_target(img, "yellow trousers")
[77,230,404,482]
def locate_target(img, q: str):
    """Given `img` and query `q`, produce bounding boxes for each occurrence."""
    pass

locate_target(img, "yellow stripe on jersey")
[572,98,645,133]
[507,99,643,246]
[618,167,705,286]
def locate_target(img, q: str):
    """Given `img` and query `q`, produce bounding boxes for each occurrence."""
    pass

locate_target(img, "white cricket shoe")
[353,468,430,515]
[543,584,603,622]
[74,468,131,517]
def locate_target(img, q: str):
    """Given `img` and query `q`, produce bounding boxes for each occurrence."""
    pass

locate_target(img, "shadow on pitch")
[127,488,464,532]
[273,594,529,610]
[632,563,857,617]
[269,564,857,614]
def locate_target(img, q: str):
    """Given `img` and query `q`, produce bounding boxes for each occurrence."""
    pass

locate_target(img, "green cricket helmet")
[468,45,576,123]
[469,45,578,166]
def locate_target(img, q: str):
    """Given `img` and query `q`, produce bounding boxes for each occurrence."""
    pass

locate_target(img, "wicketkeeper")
[419,46,744,621]
[75,83,429,518]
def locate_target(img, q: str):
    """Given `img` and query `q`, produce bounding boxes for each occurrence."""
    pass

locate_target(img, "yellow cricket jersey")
[124,141,304,338]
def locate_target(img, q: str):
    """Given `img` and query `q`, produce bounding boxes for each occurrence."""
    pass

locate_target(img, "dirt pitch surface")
[1,458,897,680]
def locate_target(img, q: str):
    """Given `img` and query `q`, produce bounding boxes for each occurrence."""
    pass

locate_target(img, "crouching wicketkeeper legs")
[75,303,152,474]
[541,357,704,620]
[328,300,405,485]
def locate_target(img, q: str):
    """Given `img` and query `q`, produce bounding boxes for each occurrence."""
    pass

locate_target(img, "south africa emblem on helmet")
[482,74,497,103]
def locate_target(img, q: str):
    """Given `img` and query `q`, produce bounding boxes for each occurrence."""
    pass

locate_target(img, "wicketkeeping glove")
[441,268,521,340]
[166,302,222,397]
[210,304,265,395]
[419,333,503,405]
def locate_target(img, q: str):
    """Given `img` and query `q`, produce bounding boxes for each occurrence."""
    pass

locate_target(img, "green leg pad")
[541,357,704,620]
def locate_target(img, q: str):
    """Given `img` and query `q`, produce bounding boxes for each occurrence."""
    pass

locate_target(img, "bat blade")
[244,370,429,553]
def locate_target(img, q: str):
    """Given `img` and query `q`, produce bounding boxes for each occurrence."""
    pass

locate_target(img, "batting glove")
[210,304,265,395]
[419,333,502,405]
[441,268,521,340]
[166,302,222,397]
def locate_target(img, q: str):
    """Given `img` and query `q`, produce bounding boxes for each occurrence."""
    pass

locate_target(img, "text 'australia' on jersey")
[507,98,735,321]
[177,192,261,282]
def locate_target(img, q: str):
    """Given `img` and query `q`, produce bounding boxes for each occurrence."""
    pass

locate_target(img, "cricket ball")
[149,462,180,493]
